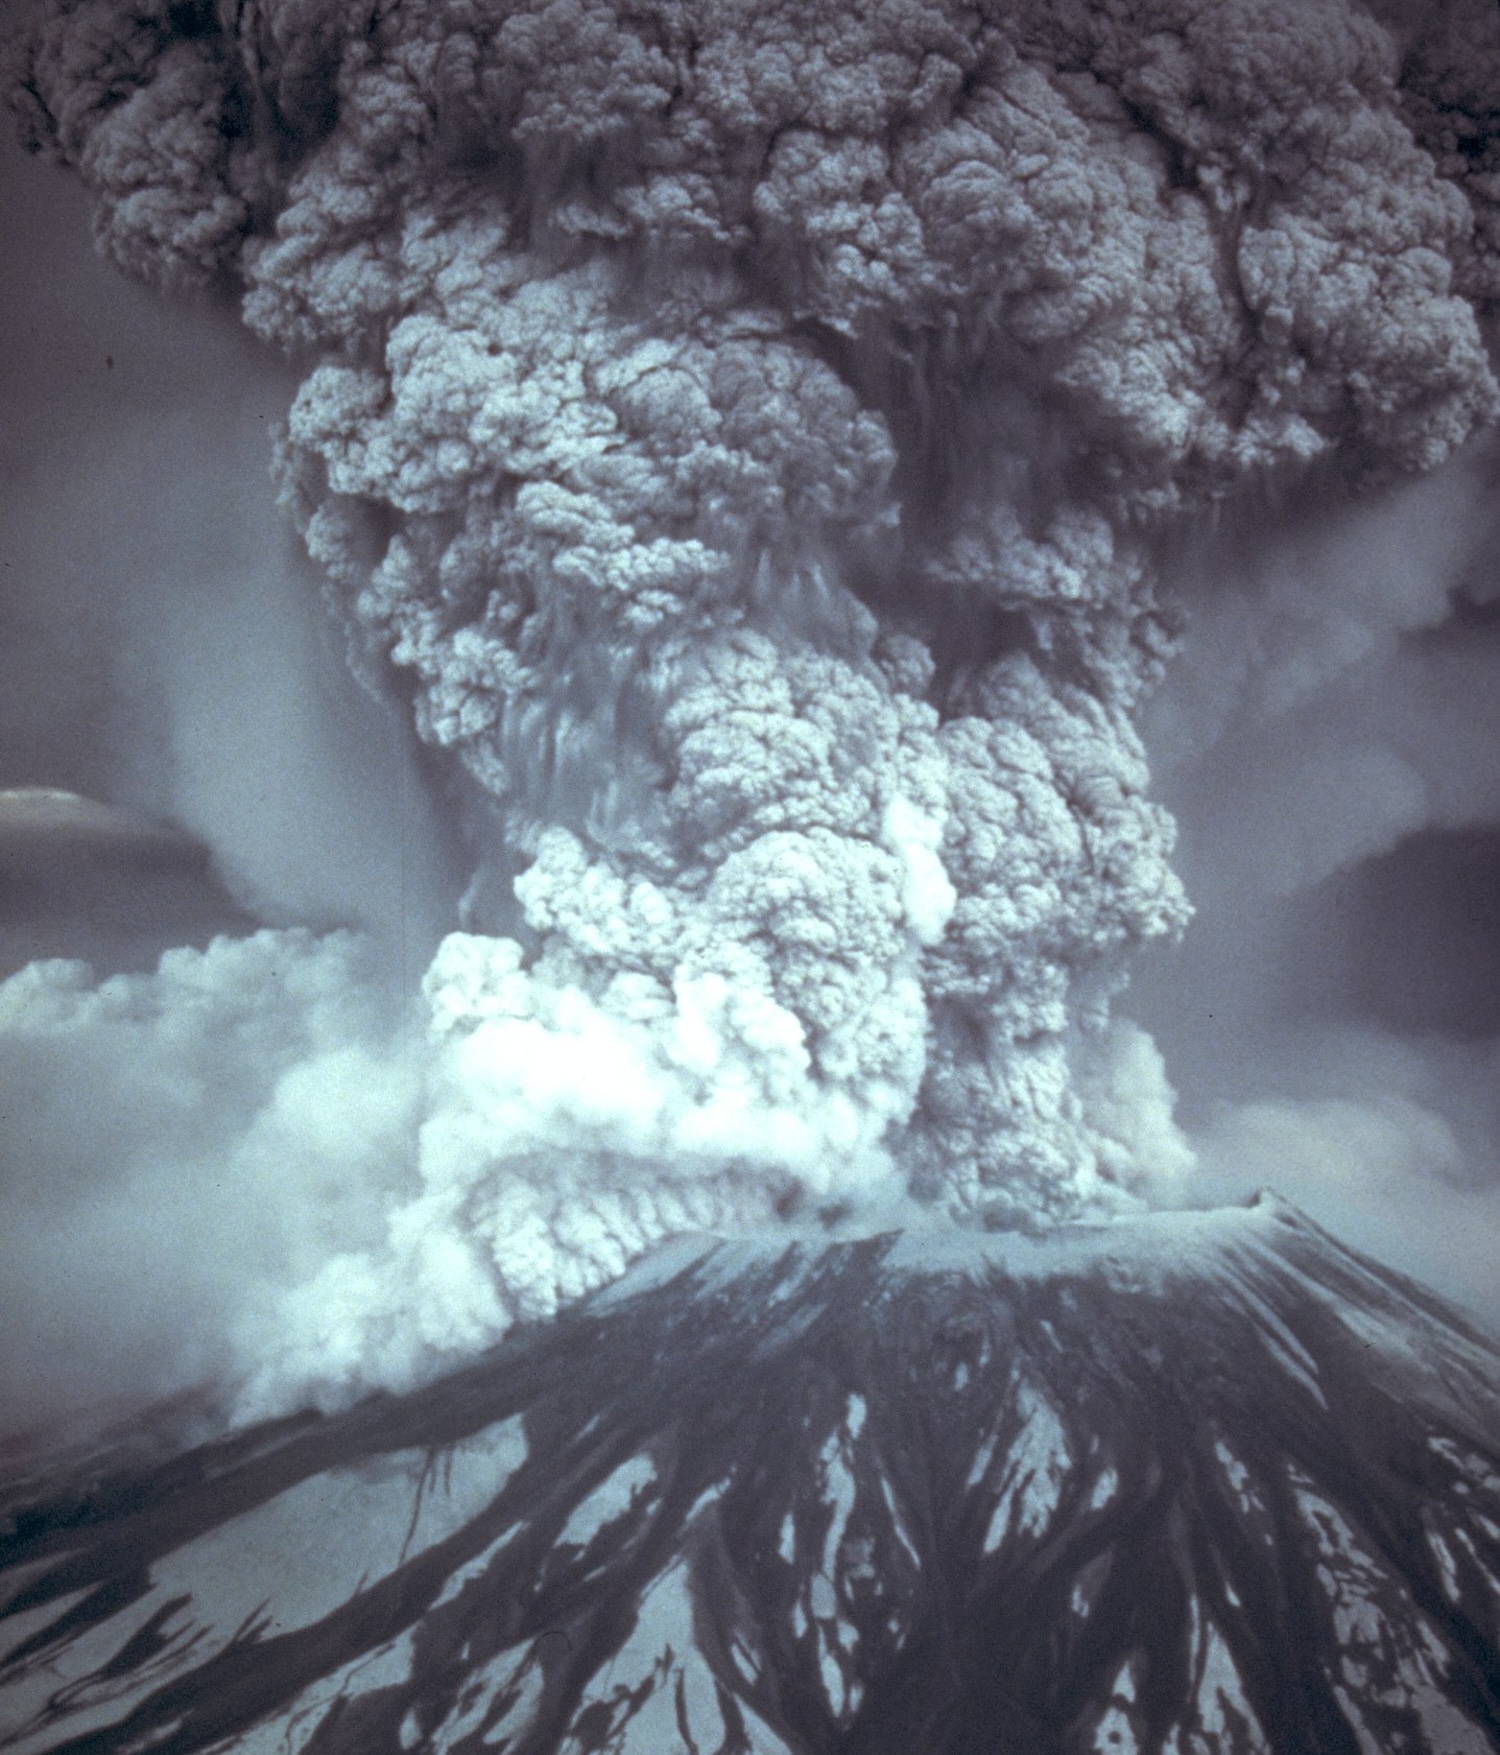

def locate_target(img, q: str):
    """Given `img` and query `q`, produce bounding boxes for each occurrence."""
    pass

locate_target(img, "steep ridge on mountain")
[2,1195,1499,1754]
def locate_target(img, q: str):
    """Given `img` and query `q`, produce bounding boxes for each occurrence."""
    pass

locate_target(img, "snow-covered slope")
[3,1195,1499,1753]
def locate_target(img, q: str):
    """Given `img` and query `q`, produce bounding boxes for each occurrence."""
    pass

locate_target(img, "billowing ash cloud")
[8,0,1500,1407]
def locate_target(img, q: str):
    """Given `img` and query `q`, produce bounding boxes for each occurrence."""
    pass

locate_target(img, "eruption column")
[9,0,1500,1405]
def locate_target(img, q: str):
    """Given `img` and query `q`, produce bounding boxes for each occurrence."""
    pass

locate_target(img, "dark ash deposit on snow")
[3,1199,1500,1753]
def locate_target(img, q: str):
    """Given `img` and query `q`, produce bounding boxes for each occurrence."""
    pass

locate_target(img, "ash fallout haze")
[3,0,1500,1743]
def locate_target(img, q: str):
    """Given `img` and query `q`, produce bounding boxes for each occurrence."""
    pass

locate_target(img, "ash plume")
[8,0,1500,1409]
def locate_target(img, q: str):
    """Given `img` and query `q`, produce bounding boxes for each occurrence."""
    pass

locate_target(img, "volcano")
[2,1195,1498,1755]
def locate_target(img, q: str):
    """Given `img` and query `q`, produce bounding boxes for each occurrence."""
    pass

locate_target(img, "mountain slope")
[2,1196,1499,1754]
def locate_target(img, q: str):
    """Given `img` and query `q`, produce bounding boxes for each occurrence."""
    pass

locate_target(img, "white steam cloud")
[0,933,416,1421]
[4,0,1500,1414]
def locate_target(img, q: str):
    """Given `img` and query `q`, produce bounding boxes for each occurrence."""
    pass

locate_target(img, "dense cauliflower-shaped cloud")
[1388,0,1500,307]
[11,0,251,285]
[11,0,1500,1393]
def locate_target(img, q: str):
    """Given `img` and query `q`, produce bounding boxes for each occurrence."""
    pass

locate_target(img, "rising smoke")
[4,0,1500,1418]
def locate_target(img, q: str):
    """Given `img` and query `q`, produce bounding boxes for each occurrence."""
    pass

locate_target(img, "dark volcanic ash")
[7,0,1500,1408]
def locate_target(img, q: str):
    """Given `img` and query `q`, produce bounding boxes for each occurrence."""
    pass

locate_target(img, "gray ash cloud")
[5,0,1500,1409]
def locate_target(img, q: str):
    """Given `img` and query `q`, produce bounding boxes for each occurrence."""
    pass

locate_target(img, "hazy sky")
[0,142,463,966]
[0,142,465,1427]
[1128,462,1500,1310]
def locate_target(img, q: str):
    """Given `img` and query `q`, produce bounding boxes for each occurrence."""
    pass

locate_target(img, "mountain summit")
[3,1197,1499,1754]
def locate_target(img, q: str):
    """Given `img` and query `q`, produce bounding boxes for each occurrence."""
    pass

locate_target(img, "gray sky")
[0,142,463,1429]
[1126,461,1500,1318]
[0,142,463,967]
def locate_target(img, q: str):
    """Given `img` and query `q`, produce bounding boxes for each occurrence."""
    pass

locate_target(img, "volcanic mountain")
[2,1195,1498,1755]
